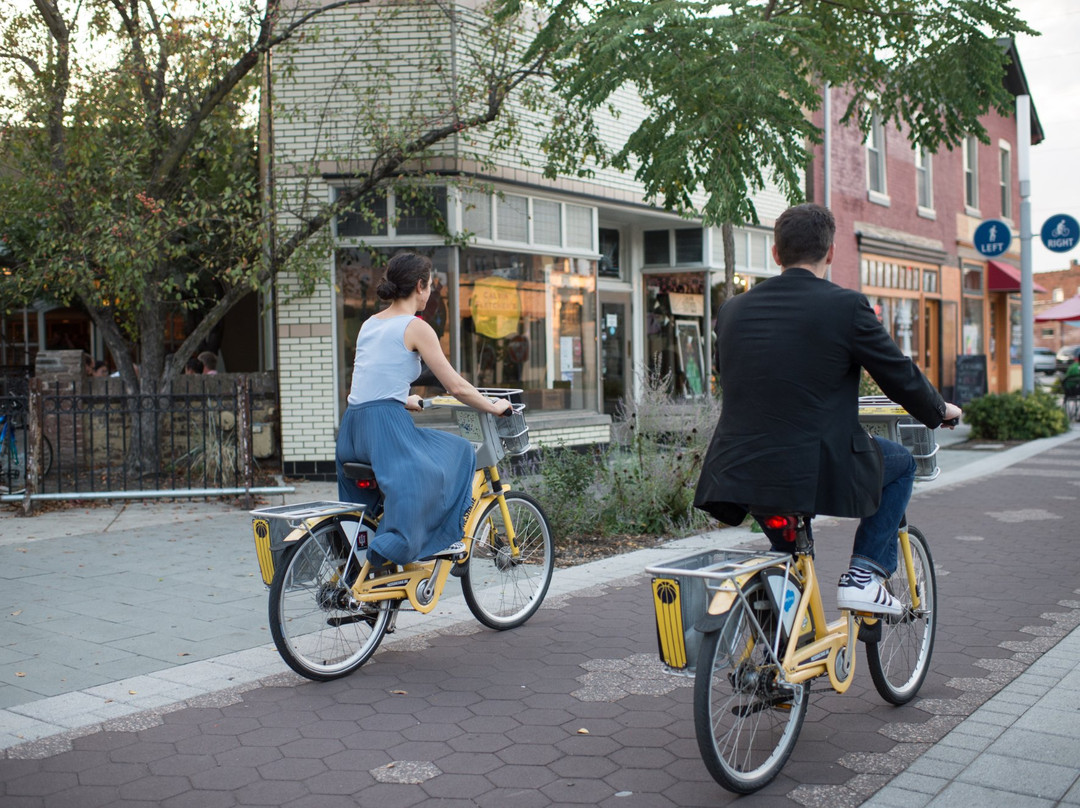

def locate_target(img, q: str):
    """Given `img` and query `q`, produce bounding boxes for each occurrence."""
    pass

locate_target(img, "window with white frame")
[915,144,933,212]
[866,111,887,196]
[963,135,979,211]
[999,142,1012,220]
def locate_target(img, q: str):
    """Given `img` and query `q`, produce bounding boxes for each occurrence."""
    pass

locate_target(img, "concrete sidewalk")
[1,422,1079,806]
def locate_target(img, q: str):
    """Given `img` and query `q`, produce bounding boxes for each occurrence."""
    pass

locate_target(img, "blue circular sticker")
[1040,214,1079,253]
[973,219,1012,257]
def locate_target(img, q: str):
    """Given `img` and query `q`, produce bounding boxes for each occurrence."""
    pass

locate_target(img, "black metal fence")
[1,373,287,509]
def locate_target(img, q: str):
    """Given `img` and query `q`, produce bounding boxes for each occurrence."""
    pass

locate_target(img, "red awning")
[986,260,1047,293]
[1035,295,1080,323]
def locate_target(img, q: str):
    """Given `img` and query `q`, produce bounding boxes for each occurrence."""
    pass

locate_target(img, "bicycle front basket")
[495,409,530,455]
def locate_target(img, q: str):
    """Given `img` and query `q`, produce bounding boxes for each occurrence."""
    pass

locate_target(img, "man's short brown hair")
[773,204,836,269]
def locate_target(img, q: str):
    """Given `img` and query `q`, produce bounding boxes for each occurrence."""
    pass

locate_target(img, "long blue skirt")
[336,400,477,565]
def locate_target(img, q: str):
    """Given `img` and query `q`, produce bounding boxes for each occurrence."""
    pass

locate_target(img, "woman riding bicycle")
[336,252,511,570]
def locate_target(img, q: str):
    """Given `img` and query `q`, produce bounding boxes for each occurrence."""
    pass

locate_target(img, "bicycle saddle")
[342,462,376,481]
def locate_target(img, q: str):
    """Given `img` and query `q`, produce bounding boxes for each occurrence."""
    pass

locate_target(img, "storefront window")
[962,297,983,355]
[1009,299,1021,364]
[460,249,597,412]
[868,295,921,361]
[645,272,707,399]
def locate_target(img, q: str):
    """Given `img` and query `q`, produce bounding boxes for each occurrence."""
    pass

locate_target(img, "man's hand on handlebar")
[941,402,962,429]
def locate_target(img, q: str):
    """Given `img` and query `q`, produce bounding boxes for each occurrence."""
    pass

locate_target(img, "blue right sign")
[973,219,1012,257]
[1040,214,1079,253]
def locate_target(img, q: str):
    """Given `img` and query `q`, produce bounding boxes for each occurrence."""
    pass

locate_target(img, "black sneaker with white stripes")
[836,567,902,616]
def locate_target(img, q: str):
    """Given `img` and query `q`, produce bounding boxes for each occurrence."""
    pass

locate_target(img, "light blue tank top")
[347,315,421,405]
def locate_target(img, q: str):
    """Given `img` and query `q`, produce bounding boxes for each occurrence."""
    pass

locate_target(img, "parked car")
[1033,347,1058,375]
[1056,344,1080,374]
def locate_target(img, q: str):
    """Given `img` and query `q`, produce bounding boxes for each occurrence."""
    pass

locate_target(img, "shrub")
[962,389,1068,440]
[520,368,722,545]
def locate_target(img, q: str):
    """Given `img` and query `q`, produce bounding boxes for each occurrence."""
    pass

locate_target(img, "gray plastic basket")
[858,396,939,480]
[495,409,530,455]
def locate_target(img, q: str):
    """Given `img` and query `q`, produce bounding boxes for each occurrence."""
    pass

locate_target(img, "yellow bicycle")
[648,400,940,793]
[251,389,554,681]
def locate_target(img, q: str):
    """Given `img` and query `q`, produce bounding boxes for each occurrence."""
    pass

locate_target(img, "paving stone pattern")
[1,441,1079,806]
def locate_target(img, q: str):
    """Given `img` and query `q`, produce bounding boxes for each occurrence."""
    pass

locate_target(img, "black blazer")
[693,268,946,525]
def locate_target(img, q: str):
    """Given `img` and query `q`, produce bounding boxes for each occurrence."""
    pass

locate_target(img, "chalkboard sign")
[955,354,987,406]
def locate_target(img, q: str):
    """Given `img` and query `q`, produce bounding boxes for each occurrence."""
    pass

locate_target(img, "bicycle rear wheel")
[462,491,554,630]
[866,525,937,705]
[269,520,390,681]
[694,579,808,794]
[0,429,51,494]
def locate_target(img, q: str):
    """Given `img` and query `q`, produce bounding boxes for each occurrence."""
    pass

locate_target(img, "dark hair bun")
[376,278,399,300]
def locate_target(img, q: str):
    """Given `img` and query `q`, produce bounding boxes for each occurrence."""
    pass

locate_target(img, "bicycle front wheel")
[694,579,808,794]
[462,491,554,630]
[866,524,937,705]
[268,520,390,681]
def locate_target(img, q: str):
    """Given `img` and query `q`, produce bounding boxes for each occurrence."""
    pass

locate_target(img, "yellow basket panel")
[252,518,274,586]
[652,578,688,670]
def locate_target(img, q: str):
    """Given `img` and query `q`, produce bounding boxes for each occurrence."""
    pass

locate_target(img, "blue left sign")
[973,219,1012,257]
[1040,214,1079,253]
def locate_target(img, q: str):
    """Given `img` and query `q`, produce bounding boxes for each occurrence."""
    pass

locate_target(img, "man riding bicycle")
[694,204,962,616]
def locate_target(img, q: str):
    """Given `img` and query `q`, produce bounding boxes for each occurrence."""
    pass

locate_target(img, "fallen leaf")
[390,689,408,695]
[577,728,589,735]
[177,652,191,657]
[104,699,113,704]
[10,610,22,616]
[15,672,25,677]
[128,690,137,695]
[16,548,27,553]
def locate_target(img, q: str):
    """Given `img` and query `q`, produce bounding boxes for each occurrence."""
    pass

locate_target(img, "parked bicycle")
[648,399,941,793]
[251,388,554,681]
[0,410,54,494]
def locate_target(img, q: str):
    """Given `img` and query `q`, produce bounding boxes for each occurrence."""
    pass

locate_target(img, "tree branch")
[149,0,371,195]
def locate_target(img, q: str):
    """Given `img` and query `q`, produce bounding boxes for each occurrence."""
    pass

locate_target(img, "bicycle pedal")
[857,619,882,643]
[326,613,377,628]
[450,561,468,578]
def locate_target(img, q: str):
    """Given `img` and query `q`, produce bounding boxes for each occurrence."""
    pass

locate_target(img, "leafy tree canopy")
[0,0,553,396]
[503,0,1036,226]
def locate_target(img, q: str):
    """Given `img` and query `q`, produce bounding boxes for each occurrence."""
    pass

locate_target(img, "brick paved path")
[2,439,1078,807]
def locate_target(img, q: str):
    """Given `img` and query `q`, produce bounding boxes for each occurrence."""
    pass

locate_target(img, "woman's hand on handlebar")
[405,394,424,412]
[490,398,513,417]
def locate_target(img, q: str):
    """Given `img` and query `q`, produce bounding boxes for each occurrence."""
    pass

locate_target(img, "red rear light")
[355,479,377,490]
[762,515,791,531]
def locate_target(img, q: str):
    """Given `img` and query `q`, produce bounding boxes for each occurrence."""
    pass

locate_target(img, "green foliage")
[521,370,721,545]
[505,0,1036,226]
[859,371,884,398]
[962,389,1068,441]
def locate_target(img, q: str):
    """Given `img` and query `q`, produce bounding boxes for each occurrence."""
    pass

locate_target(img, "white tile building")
[271,0,792,479]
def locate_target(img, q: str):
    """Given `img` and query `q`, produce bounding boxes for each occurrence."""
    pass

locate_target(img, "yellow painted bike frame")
[705,527,918,695]
[345,463,520,612]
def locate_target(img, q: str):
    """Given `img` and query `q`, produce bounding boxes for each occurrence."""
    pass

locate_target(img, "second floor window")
[915,145,933,211]
[1000,144,1013,220]
[866,112,887,195]
[963,135,979,210]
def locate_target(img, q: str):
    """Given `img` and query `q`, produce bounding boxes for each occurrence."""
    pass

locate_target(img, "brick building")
[805,39,1042,402]
[1034,260,1080,350]
[269,0,788,479]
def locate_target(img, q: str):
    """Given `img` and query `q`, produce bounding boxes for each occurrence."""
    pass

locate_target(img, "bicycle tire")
[1067,396,1080,422]
[462,491,554,630]
[268,519,391,681]
[694,578,808,794]
[0,429,52,494]
[865,524,937,705]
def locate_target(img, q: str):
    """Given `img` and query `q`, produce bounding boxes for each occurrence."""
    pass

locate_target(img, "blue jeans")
[850,437,916,578]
